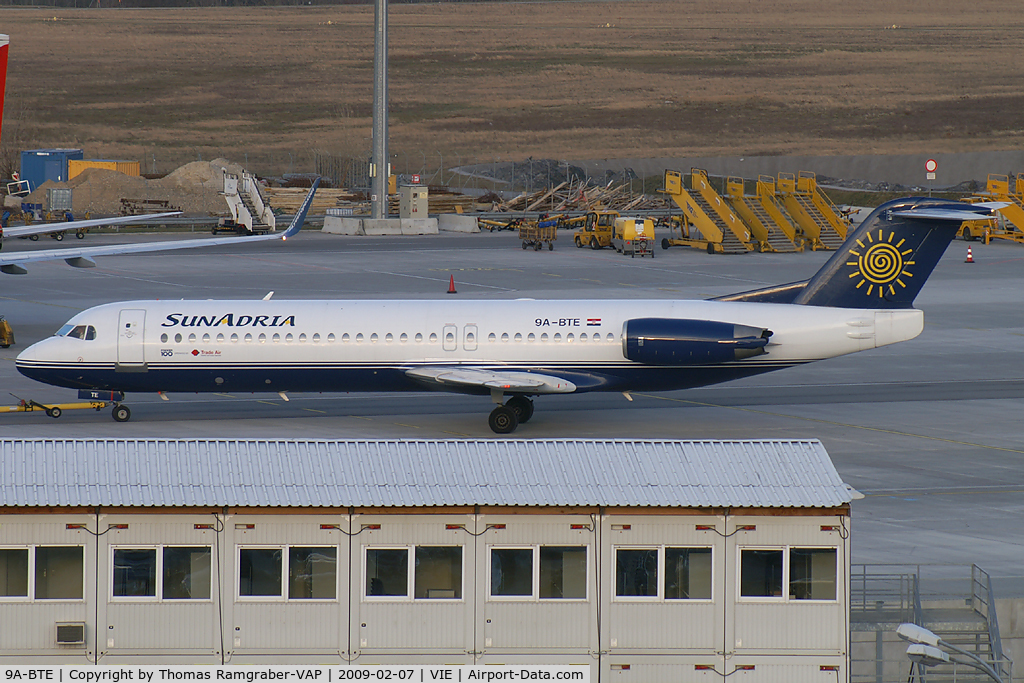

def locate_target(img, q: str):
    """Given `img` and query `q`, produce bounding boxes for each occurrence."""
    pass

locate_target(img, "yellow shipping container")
[68,159,141,180]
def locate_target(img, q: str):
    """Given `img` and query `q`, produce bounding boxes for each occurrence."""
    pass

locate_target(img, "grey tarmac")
[1,228,1022,596]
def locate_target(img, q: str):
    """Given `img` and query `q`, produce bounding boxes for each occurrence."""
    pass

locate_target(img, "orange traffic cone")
[965,246,974,263]
[447,275,457,294]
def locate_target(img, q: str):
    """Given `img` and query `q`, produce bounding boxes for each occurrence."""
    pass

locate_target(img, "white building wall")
[0,507,850,674]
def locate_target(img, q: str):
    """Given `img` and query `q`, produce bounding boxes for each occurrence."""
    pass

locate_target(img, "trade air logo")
[847,229,914,298]
[162,313,296,328]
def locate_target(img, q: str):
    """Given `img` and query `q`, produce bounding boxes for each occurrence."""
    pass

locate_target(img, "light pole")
[897,623,1005,683]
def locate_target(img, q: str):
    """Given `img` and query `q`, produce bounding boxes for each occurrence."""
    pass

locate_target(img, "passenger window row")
[160,332,336,345]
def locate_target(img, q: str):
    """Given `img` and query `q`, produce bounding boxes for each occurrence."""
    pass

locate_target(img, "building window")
[0,548,29,598]
[239,548,281,597]
[163,547,212,600]
[113,548,157,597]
[790,548,837,600]
[665,547,712,599]
[239,546,336,600]
[35,546,84,600]
[365,546,464,600]
[490,547,532,597]
[614,546,713,601]
[289,547,337,600]
[740,549,785,598]
[740,547,838,601]
[415,546,462,599]
[539,546,587,599]
[366,548,408,597]
[490,546,588,600]
[111,546,212,601]
[616,548,657,598]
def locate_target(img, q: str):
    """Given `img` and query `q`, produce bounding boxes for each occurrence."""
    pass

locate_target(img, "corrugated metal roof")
[0,439,856,509]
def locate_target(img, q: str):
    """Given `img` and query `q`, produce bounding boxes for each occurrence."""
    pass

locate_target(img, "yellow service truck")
[573,210,620,249]
[612,217,656,257]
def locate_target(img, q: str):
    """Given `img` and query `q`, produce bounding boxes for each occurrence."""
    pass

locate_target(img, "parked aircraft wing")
[0,179,318,275]
[3,212,183,240]
[406,367,578,394]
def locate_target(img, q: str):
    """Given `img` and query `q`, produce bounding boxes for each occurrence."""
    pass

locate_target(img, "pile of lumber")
[497,181,669,213]
[263,187,364,214]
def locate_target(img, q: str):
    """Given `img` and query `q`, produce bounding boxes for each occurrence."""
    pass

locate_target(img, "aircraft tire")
[488,405,519,434]
[506,396,534,423]
[112,405,131,422]
[47,407,62,419]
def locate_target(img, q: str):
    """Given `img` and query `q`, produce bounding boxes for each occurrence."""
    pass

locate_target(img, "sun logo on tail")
[847,229,915,298]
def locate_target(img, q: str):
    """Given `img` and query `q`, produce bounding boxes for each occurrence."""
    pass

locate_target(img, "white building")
[0,438,857,680]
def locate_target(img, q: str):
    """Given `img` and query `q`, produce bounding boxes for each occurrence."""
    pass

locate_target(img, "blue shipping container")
[20,148,84,192]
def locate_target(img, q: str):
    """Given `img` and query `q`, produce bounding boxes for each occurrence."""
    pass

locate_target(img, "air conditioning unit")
[56,622,86,645]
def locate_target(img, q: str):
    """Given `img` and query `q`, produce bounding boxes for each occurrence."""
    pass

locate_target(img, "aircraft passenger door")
[464,324,478,352]
[117,309,147,367]
[442,325,457,352]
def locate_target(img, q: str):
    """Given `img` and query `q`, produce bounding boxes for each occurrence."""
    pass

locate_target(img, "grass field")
[2,0,1022,178]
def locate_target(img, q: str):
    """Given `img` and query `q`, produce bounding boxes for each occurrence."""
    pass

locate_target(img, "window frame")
[736,545,839,603]
[362,544,465,603]
[0,545,87,603]
[487,544,589,602]
[612,545,714,603]
[0,546,31,601]
[236,544,338,603]
[109,544,214,603]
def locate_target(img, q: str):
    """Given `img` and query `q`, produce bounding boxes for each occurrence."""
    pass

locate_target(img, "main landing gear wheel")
[112,404,131,422]
[505,396,534,423]
[488,405,519,434]
[46,407,62,419]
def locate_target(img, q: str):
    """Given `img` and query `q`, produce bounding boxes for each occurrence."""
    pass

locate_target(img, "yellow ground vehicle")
[611,217,655,258]
[573,210,620,249]
[0,316,13,348]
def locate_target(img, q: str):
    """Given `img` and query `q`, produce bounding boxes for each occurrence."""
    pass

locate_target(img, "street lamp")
[897,623,1005,683]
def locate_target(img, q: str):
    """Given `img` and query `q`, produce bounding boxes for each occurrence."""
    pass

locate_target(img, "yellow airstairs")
[777,171,850,250]
[725,176,802,252]
[660,169,752,254]
[963,174,1024,244]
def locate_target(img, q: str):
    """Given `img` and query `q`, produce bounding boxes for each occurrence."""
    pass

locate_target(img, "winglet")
[281,178,321,240]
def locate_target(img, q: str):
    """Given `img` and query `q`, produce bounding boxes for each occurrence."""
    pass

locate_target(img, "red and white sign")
[411,174,421,184]
[925,159,938,173]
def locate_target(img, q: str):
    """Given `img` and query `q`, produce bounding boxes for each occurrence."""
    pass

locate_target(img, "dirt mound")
[24,159,245,217]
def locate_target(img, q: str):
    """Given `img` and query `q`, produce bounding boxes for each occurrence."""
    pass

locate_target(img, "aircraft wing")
[3,212,183,239]
[406,367,577,394]
[0,180,318,275]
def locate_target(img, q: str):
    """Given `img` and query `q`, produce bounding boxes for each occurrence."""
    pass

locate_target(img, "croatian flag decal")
[587,318,601,326]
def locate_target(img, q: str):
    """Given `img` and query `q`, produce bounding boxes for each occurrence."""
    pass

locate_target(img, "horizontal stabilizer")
[892,207,999,221]
[406,367,577,394]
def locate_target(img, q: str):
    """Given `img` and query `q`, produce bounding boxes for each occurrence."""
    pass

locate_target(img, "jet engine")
[623,318,772,365]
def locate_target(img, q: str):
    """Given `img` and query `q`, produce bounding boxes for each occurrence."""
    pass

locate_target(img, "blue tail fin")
[281,177,320,239]
[792,197,995,308]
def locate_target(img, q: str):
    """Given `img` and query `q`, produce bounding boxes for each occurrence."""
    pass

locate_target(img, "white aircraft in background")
[16,195,997,433]
[0,182,317,275]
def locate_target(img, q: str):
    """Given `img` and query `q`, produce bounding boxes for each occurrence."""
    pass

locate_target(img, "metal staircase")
[222,171,276,234]
[777,171,849,250]
[725,176,801,252]
[850,564,1012,683]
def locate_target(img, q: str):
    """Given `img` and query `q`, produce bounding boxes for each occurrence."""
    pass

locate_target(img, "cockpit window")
[57,324,96,340]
